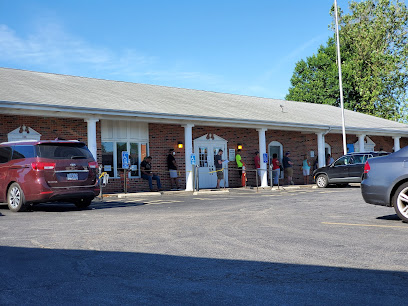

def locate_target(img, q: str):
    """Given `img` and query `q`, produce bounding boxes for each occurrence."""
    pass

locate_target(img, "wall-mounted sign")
[229,149,236,161]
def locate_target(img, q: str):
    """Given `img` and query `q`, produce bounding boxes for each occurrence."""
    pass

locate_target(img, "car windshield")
[37,143,93,160]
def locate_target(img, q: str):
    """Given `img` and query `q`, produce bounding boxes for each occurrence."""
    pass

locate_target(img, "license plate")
[67,173,78,181]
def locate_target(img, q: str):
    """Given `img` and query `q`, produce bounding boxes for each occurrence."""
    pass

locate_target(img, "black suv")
[313,152,389,188]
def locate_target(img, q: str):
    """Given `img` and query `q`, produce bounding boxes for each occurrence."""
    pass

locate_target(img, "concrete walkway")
[104,184,318,199]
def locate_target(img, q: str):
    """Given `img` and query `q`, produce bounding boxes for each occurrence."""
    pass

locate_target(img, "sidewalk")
[103,184,317,199]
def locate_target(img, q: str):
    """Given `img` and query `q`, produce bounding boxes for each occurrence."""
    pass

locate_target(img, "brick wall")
[0,114,403,192]
[0,114,89,143]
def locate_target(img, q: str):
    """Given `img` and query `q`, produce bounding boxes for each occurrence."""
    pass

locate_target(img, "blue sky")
[0,0,351,100]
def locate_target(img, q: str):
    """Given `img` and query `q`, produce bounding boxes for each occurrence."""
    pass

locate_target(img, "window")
[0,147,12,163]
[101,120,149,178]
[12,145,35,160]
[102,142,114,177]
[199,147,208,167]
[334,156,353,166]
[352,155,366,164]
[37,143,93,160]
[101,141,148,178]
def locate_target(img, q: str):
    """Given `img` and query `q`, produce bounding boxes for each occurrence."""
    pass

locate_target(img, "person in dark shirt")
[167,149,180,190]
[282,151,294,185]
[215,149,224,189]
[141,156,162,191]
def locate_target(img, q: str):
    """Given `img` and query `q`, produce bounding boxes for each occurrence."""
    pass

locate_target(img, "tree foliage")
[286,0,408,121]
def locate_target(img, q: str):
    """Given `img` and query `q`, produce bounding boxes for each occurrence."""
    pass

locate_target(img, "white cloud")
[0,23,223,88]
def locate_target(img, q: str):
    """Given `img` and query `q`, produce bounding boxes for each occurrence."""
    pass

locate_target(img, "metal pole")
[223,168,226,190]
[124,169,127,194]
[196,165,200,191]
[256,170,259,193]
[334,0,347,155]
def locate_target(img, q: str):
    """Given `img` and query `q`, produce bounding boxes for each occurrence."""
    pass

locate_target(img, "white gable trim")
[7,125,41,142]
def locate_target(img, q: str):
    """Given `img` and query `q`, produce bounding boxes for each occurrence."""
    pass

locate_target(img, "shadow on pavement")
[0,246,406,305]
[377,214,401,221]
[0,201,146,213]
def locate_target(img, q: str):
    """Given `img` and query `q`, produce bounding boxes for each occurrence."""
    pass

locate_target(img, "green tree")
[286,0,408,121]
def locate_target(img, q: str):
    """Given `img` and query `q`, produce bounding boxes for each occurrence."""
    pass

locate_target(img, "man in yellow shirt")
[236,149,244,179]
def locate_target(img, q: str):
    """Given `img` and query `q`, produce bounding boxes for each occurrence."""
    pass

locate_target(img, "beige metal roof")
[0,67,407,136]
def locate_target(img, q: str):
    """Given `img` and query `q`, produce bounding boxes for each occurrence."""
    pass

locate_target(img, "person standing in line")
[167,149,180,190]
[236,149,244,179]
[282,151,294,185]
[215,149,224,189]
[254,151,261,183]
[141,156,162,191]
[302,154,311,185]
[271,153,280,186]
[327,154,334,165]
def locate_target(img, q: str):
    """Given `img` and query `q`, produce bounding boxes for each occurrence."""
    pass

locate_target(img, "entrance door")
[194,134,228,189]
[268,141,283,179]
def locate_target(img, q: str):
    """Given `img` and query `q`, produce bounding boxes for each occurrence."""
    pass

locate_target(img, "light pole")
[334,0,348,155]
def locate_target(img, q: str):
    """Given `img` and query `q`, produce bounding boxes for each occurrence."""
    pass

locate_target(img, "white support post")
[317,133,325,168]
[183,123,194,191]
[85,118,99,160]
[358,134,366,153]
[393,136,401,152]
[257,128,268,188]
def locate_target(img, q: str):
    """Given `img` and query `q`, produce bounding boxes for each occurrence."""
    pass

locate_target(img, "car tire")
[316,175,329,188]
[74,197,93,209]
[392,182,408,222]
[7,183,28,212]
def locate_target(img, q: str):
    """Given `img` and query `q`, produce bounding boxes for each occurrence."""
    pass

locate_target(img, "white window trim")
[101,120,149,179]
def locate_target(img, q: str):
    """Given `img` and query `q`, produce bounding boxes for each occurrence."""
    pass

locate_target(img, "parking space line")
[322,222,408,229]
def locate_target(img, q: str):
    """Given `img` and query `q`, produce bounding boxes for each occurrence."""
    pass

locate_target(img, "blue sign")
[122,151,129,169]
[263,153,268,164]
[190,154,196,165]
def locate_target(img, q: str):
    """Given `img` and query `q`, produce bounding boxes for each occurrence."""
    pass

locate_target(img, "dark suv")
[313,152,389,188]
[0,140,99,212]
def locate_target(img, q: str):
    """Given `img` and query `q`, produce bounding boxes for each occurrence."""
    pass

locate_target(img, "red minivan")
[0,140,99,212]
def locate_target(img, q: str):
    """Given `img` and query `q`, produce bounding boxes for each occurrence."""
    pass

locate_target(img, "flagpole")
[334,0,347,155]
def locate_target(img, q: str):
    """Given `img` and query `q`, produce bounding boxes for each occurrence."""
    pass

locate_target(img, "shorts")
[216,169,224,179]
[303,168,310,176]
[169,169,178,178]
[284,167,293,177]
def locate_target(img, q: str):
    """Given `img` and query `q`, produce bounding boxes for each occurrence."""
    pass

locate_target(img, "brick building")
[1,67,407,192]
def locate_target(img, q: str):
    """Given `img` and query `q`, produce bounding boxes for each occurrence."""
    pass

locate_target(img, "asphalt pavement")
[1,186,407,305]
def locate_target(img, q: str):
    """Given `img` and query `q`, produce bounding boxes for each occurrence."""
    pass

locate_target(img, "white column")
[257,128,268,188]
[317,133,325,168]
[85,118,99,159]
[358,134,366,152]
[393,136,401,152]
[183,123,194,191]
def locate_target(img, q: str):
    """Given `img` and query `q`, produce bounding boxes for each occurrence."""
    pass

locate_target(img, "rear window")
[37,143,94,160]
[12,145,36,160]
[0,146,12,163]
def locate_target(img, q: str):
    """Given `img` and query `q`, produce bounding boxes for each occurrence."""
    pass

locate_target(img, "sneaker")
[290,181,295,185]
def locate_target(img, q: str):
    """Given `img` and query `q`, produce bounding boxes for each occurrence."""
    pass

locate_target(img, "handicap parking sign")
[190,154,196,165]
[122,151,130,169]
[263,153,268,164]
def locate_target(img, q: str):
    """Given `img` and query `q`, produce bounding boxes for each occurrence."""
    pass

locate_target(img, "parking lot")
[1,186,408,305]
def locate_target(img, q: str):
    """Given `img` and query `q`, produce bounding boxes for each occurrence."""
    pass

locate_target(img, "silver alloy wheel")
[316,175,328,188]
[396,187,408,219]
[9,186,21,209]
